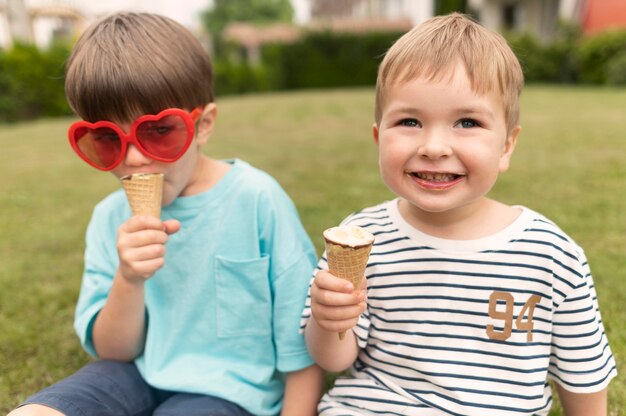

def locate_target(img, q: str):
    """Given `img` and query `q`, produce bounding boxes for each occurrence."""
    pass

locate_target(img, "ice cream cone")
[120,173,164,218]
[323,225,375,340]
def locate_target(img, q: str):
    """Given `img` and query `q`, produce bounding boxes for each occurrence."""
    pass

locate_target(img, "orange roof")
[583,0,626,34]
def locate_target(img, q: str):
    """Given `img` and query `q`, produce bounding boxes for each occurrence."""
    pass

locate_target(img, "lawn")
[0,86,624,414]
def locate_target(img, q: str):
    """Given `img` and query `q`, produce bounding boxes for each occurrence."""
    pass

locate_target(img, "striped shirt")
[301,199,616,416]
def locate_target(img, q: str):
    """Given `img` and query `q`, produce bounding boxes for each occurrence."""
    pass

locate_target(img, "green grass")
[1,86,624,414]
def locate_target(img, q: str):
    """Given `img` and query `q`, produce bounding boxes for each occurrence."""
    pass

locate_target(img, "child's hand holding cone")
[322,225,374,340]
[117,173,179,283]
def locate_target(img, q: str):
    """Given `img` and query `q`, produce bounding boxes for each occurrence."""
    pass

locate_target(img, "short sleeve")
[272,252,317,372]
[257,180,318,372]
[548,251,617,393]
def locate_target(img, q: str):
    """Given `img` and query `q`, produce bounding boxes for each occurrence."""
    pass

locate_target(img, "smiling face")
[373,62,520,226]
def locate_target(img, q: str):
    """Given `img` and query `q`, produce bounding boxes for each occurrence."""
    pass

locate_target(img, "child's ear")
[196,103,217,145]
[372,122,380,146]
[499,125,521,173]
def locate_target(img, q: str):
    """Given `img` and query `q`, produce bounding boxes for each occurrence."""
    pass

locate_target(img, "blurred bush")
[508,25,626,85]
[215,26,626,96]
[507,23,580,83]
[606,50,626,85]
[214,60,275,96]
[577,29,626,84]
[267,30,398,90]
[0,43,71,122]
[213,30,400,96]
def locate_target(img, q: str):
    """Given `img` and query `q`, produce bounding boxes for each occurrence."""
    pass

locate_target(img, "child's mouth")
[407,171,465,189]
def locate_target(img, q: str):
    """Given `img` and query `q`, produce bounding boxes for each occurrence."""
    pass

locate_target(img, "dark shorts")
[18,360,253,416]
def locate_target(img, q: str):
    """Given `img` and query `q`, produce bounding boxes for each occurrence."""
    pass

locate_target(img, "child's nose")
[124,144,152,167]
[417,129,452,159]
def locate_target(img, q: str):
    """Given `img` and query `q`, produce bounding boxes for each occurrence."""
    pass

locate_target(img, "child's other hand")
[310,270,367,334]
[117,216,180,283]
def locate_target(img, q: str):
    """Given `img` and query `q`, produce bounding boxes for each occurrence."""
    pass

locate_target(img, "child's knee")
[8,404,66,416]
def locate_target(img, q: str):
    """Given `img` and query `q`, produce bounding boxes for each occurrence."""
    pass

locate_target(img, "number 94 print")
[486,292,542,342]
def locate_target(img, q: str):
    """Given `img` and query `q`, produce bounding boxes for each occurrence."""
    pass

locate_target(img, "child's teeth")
[417,173,456,182]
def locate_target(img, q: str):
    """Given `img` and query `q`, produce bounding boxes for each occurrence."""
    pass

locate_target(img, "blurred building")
[467,0,626,41]
[303,0,625,40]
[470,0,564,41]
[0,0,433,50]
[0,0,211,48]
[0,0,87,47]
[308,0,432,25]
[2,0,624,49]
[225,0,430,65]
[226,0,626,65]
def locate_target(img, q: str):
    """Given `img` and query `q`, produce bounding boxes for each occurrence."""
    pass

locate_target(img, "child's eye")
[399,118,421,127]
[93,130,120,143]
[138,122,176,138]
[456,119,480,128]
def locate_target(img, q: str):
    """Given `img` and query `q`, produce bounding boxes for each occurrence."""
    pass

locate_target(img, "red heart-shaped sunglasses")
[68,107,203,171]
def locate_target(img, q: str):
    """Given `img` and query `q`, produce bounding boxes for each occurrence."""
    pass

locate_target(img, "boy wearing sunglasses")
[10,12,321,416]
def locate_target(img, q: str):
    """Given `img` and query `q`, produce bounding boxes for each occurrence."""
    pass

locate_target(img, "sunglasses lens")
[74,126,122,169]
[136,114,190,160]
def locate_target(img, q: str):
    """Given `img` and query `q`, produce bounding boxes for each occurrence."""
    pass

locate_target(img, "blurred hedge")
[507,25,580,83]
[269,30,397,89]
[213,30,400,97]
[507,25,626,85]
[1,27,625,123]
[0,43,71,122]
[215,27,626,97]
[577,29,626,84]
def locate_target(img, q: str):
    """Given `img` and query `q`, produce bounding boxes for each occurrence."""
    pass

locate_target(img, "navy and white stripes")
[301,199,616,416]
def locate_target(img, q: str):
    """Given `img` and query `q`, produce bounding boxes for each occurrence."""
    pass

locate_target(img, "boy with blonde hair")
[10,12,321,416]
[302,13,616,415]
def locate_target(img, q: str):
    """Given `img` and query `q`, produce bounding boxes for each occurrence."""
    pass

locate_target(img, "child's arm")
[556,384,607,416]
[304,270,366,372]
[281,364,324,416]
[92,216,180,361]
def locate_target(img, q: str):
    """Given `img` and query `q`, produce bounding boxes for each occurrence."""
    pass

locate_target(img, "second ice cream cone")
[121,173,164,218]
[323,225,374,340]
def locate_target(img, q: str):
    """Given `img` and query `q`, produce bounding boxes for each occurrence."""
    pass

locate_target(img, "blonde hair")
[375,13,523,132]
[65,12,214,123]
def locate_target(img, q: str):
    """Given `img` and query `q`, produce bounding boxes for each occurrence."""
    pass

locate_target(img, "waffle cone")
[323,226,374,340]
[324,241,372,291]
[121,173,164,218]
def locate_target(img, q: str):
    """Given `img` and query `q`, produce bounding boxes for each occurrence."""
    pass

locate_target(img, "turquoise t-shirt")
[74,159,317,415]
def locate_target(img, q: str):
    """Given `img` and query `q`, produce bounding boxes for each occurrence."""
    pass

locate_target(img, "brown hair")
[65,12,214,123]
[375,13,524,133]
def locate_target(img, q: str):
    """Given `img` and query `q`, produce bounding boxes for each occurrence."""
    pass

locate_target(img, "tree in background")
[203,0,293,57]
[435,0,468,15]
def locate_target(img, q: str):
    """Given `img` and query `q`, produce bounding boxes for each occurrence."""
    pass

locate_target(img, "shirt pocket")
[215,254,272,338]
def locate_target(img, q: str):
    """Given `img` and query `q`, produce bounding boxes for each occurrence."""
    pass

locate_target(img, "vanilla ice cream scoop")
[323,225,375,248]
